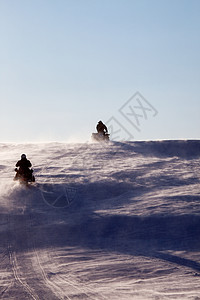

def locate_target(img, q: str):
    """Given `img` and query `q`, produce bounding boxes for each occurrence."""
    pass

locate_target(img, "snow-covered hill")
[0,140,200,299]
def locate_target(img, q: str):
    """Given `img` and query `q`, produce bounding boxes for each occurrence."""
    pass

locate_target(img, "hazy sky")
[0,0,200,142]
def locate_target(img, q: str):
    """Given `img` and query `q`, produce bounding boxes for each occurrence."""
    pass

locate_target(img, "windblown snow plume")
[0,140,200,299]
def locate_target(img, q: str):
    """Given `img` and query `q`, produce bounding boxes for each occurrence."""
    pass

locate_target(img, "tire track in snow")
[3,191,63,300]
[43,248,107,300]
[0,249,14,299]
[8,243,40,300]
[7,215,40,300]
[0,282,13,299]
[0,214,14,299]
[27,202,106,300]
[33,248,72,300]
[29,221,108,300]
[27,211,72,300]
[25,190,93,300]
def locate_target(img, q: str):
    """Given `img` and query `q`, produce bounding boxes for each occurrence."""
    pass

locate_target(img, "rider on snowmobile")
[15,154,34,181]
[96,121,108,136]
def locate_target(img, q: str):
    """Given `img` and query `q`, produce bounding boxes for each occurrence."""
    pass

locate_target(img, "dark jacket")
[96,122,108,134]
[16,158,32,171]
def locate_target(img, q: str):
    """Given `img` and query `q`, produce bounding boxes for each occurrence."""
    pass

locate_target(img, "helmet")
[21,154,26,159]
[98,120,102,123]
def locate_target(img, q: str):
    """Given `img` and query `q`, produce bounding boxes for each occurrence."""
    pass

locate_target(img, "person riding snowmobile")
[14,154,35,182]
[96,121,108,136]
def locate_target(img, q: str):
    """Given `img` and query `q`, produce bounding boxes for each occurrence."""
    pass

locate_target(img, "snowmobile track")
[8,243,40,300]
[7,214,40,300]
[27,213,106,300]
[27,212,68,300]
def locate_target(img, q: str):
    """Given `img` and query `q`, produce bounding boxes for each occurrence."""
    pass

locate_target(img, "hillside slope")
[0,140,200,299]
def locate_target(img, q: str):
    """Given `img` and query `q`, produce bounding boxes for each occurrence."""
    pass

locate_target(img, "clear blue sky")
[0,0,200,142]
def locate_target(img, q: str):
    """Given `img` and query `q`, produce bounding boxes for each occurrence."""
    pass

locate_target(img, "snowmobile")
[14,168,35,185]
[91,132,110,142]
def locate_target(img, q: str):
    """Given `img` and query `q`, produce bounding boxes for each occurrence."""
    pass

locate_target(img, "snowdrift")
[0,140,200,299]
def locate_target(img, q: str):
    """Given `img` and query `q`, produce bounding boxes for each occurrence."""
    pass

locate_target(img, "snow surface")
[0,140,200,299]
